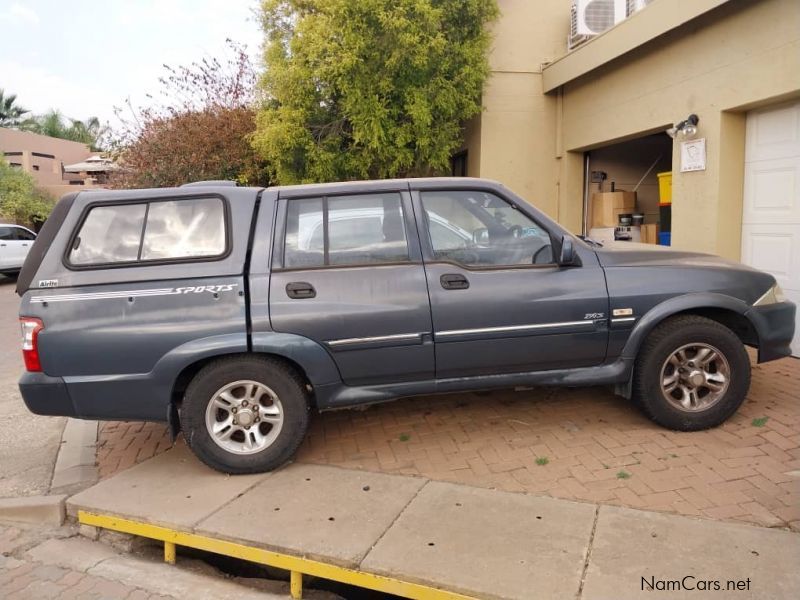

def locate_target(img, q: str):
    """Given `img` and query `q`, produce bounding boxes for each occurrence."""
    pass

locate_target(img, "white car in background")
[0,224,36,277]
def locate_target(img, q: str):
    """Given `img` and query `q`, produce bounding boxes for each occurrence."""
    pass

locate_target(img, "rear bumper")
[746,301,796,363]
[19,371,78,417]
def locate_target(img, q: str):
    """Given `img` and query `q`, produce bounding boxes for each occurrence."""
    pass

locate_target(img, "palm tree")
[20,110,108,151]
[0,89,29,126]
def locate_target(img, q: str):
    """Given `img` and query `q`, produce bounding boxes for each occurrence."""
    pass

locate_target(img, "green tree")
[253,0,498,184]
[20,110,108,151]
[0,158,54,226]
[0,89,29,127]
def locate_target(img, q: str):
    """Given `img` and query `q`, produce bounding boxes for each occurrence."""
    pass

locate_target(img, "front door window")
[421,191,554,266]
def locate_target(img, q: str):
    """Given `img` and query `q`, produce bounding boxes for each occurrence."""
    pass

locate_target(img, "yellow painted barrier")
[79,511,475,600]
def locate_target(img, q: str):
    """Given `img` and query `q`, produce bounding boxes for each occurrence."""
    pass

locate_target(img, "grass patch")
[616,470,631,480]
[751,417,769,428]
[398,433,411,442]
[535,456,549,466]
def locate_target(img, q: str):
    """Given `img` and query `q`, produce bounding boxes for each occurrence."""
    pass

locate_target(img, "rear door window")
[13,227,36,241]
[283,193,409,268]
[67,197,227,267]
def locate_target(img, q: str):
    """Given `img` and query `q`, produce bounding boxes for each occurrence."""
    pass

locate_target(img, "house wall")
[555,0,800,258]
[466,0,569,217]
[0,127,96,198]
[468,0,800,260]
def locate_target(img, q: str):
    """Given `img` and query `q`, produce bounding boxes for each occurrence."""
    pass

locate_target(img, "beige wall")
[555,0,800,257]
[469,0,800,259]
[0,127,97,198]
[465,0,569,216]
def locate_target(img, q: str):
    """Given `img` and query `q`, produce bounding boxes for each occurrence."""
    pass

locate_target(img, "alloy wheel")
[204,380,284,455]
[659,343,730,412]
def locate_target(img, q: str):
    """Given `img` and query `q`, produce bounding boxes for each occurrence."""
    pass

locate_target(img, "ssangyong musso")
[16,179,795,473]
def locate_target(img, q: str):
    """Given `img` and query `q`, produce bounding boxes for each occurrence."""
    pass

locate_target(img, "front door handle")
[440,273,469,290]
[286,281,316,299]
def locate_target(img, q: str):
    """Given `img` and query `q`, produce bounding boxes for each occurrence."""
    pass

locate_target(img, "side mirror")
[559,236,577,266]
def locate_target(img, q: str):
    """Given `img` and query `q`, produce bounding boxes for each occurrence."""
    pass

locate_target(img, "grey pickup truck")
[16,178,796,474]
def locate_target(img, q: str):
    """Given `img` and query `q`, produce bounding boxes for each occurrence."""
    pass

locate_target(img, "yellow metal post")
[290,570,303,599]
[164,541,176,564]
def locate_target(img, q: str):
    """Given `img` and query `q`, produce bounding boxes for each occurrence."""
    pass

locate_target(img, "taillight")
[20,317,44,372]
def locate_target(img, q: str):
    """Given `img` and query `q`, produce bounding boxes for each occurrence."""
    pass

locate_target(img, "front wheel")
[181,356,310,474]
[632,315,751,431]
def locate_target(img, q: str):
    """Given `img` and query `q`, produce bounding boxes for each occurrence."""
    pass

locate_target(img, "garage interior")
[583,132,673,245]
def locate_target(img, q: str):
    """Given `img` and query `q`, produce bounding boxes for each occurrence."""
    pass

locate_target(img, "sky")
[0,0,262,127]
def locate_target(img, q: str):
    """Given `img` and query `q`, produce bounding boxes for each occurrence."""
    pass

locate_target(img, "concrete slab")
[67,444,266,529]
[360,481,597,600]
[582,505,800,600]
[50,418,98,494]
[0,494,66,525]
[197,463,427,568]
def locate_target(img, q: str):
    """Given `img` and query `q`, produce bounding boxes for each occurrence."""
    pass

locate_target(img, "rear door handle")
[440,273,469,290]
[286,281,316,299]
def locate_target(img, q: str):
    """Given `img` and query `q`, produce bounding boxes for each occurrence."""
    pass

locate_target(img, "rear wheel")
[632,315,750,430]
[181,356,309,474]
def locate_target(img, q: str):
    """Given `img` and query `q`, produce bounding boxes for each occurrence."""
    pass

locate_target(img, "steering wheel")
[508,225,523,239]
[533,245,553,264]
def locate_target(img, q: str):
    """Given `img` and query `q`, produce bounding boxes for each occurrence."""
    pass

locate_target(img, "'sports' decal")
[173,284,238,294]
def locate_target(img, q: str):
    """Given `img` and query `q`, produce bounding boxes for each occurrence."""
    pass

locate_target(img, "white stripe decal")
[436,320,594,338]
[31,289,178,303]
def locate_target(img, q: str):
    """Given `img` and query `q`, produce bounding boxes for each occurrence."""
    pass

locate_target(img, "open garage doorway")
[583,133,673,245]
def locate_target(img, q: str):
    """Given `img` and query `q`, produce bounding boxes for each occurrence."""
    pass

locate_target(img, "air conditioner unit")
[627,0,655,17]
[574,0,627,36]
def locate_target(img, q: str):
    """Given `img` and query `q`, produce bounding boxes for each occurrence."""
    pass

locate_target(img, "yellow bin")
[657,171,672,205]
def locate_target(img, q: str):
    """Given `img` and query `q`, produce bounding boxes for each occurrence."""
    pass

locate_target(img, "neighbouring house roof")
[63,155,119,173]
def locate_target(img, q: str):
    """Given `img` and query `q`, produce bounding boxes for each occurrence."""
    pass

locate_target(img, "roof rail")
[180,180,238,187]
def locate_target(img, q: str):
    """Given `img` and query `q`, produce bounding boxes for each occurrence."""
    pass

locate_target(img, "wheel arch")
[613,294,760,400]
[165,332,342,436]
[622,294,758,361]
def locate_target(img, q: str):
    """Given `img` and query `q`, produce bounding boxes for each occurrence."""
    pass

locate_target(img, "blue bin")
[659,232,671,246]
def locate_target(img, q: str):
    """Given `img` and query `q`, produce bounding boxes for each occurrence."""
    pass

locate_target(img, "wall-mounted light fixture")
[666,114,699,139]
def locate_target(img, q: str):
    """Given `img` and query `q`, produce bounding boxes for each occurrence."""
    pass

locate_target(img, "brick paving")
[0,525,173,600]
[97,353,800,529]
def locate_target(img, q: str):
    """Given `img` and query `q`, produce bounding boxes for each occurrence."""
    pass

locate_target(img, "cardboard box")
[641,223,659,245]
[591,191,636,228]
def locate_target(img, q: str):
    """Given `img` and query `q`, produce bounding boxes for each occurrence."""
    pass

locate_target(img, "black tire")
[181,356,310,474]
[632,315,750,431]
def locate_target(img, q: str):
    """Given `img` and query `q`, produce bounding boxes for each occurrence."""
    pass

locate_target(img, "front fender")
[621,293,752,360]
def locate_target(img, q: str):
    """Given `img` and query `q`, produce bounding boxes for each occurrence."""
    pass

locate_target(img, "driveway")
[0,276,65,498]
[96,347,800,529]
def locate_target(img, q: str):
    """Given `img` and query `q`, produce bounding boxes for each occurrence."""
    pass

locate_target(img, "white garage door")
[741,100,800,356]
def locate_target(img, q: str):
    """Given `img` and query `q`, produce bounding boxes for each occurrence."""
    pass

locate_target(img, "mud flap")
[167,402,181,442]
